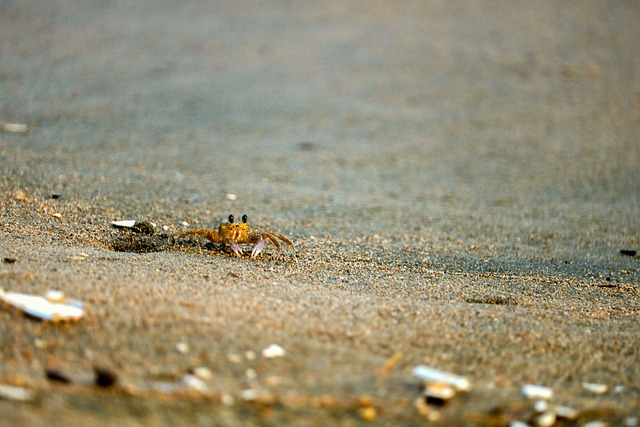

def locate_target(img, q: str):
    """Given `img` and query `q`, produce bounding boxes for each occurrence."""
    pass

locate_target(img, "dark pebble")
[93,366,118,388]
[619,249,637,256]
[45,368,72,384]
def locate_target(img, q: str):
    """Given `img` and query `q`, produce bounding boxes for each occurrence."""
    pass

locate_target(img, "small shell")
[0,123,29,133]
[522,384,553,400]
[412,365,471,391]
[262,344,286,358]
[582,382,608,394]
[423,382,456,404]
[1,291,84,322]
[0,384,34,401]
[181,374,208,393]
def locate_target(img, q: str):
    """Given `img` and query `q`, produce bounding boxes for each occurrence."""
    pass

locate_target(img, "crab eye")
[241,214,248,223]
[228,214,234,224]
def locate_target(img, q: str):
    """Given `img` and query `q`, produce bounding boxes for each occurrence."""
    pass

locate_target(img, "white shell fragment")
[111,220,137,228]
[412,365,471,391]
[0,123,29,133]
[0,384,34,402]
[424,382,456,401]
[582,382,608,394]
[522,384,554,400]
[180,374,208,393]
[262,344,286,358]
[555,405,580,420]
[111,220,156,232]
[0,290,84,322]
[225,193,237,201]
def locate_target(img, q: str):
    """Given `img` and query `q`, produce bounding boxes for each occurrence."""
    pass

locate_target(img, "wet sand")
[1,1,639,425]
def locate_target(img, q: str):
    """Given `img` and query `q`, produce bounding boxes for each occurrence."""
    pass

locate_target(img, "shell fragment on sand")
[262,344,286,358]
[582,382,608,394]
[111,220,156,234]
[522,384,554,400]
[412,365,471,391]
[0,123,29,133]
[0,384,34,402]
[0,289,84,322]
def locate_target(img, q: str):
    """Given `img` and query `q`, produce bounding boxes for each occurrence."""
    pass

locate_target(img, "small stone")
[533,400,549,412]
[522,384,553,400]
[359,406,377,421]
[246,368,257,380]
[93,366,118,388]
[181,374,208,393]
[555,405,579,420]
[262,343,286,358]
[240,388,258,401]
[3,258,17,264]
[45,368,72,384]
[531,411,556,427]
[226,193,237,201]
[51,213,62,219]
[176,342,189,354]
[583,422,608,427]
[190,367,213,381]
[582,382,608,394]
[221,393,235,406]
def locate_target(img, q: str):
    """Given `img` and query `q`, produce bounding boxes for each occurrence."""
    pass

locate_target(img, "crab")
[174,214,294,258]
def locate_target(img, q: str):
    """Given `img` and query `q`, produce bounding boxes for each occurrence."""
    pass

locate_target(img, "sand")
[1,1,639,425]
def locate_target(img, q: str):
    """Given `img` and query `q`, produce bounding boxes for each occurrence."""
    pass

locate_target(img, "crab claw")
[229,241,243,256]
[250,234,265,258]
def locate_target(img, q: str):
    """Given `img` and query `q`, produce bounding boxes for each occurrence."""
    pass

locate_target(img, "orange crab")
[175,214,294,258]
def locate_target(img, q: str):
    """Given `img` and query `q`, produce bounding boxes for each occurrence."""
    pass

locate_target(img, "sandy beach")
[1,1,639,425]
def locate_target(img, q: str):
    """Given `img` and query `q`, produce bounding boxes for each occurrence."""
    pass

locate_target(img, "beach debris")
[0,289,84,322]
[175,342,189,354]
[0,122,29,133]
[412,365,470,419]
[262,343,286,358]
[3,257,17,264]
[180,373,208,393]
[423,381,457,406]
[50,192,62,199]
[582,382,608,394]
[379,351,402,377]
[111,220,156,234]
[45,368,73,384]
[412,365,471,391]
[189,366,213,381]
[226,193,237,201]
[358,405,378,422]
[522,384,553,400]
[619,249,637,257]
[0,384,34,402]
[93,366,118,388]
[555,405,580,421]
